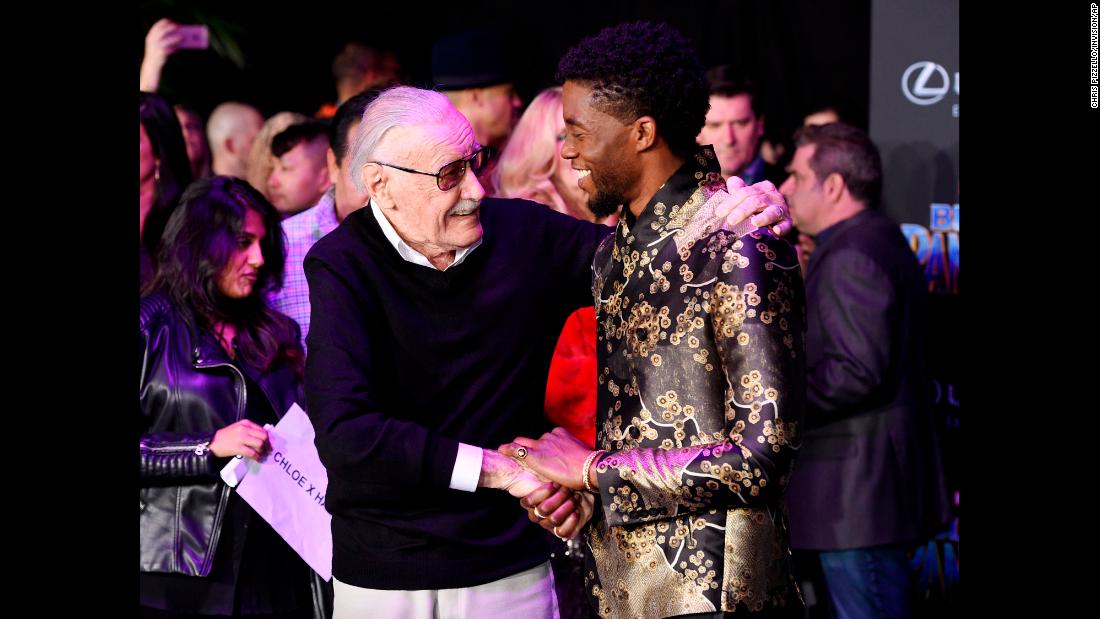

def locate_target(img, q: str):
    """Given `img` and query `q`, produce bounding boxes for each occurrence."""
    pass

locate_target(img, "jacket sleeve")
[805,248,896,420]
[594,232,805,526]
[140,432,222,481]
[139,296,225,483]
[303,256,461,490]
[537,203,613,311]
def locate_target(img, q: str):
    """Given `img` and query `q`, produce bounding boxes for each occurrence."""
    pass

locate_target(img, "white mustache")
[448,199,481,216]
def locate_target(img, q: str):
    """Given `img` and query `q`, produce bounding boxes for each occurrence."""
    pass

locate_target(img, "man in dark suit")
[695,65,786,187]
[778,122,950,619]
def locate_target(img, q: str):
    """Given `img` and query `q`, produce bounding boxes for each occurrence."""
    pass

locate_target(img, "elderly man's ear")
[363,163,392,209]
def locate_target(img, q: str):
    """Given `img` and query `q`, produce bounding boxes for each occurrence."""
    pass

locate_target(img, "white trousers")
[332,560,559,619]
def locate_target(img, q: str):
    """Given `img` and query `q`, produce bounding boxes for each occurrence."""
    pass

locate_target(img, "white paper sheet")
[220,403,332,581]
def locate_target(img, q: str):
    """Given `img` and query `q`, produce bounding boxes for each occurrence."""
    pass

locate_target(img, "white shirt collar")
[368,198,482,271]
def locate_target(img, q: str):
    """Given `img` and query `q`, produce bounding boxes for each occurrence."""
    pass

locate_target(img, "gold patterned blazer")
[584,147,806,618]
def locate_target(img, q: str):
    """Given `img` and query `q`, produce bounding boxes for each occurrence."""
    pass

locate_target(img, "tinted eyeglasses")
[370,146,488,191]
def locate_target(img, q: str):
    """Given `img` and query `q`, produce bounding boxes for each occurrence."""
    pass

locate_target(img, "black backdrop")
[139,0,871,144]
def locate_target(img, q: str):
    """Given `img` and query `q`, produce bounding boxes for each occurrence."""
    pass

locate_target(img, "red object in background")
[544,307,597,448]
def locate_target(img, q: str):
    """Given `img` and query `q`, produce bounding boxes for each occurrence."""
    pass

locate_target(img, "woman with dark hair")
[140,90,193,288]
[139,175,312,619]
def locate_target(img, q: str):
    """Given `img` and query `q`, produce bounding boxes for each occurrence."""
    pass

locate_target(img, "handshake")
[481,427,600,541]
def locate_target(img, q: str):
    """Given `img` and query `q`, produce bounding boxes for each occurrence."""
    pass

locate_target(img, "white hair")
[348,86,462,193]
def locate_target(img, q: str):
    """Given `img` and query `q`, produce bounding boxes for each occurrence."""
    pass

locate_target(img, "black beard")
[586,189,624,219]
[584,161,634,219]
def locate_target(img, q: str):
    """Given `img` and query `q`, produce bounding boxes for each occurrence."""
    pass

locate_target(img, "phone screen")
[175,25,209,50]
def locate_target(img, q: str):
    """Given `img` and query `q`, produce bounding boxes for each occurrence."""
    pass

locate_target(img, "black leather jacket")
[139,292,301,577]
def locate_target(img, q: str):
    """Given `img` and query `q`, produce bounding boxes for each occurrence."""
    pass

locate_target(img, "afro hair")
[556,21,709,159]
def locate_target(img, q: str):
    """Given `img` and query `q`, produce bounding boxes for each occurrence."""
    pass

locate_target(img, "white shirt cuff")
[448,443,483,492]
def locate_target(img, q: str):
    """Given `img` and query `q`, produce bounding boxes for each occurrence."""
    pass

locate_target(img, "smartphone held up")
[174,24,209,50]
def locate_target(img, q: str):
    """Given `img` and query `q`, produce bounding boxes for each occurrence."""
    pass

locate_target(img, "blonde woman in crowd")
[246,111,308,202]
[494,87,612,226]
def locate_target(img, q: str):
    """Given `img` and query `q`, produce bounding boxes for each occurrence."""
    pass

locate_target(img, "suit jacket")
[785,209,950,550]
[585,148,806,618]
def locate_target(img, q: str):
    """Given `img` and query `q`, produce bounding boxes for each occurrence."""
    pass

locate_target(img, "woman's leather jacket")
[139,292,300,577]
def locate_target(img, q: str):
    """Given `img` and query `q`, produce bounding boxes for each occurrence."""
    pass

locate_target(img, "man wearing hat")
[432,30,523,159]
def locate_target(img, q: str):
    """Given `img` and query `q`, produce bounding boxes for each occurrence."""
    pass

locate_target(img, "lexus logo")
[902,62,952,105]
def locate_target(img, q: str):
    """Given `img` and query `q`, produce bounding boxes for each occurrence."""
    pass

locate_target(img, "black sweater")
[304,197,610,589]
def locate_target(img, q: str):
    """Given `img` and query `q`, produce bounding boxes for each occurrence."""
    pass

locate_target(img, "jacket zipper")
[189,358,247,575]
[193,360,248,422]
[146,441,212,455]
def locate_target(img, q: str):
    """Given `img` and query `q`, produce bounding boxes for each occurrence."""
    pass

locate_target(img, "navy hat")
[431,30,513,90]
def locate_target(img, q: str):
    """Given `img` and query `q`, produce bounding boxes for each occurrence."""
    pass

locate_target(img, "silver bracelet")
[582,449,605,493]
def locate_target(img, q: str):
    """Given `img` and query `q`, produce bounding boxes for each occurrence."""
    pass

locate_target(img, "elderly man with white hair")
[303,85,792,618]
